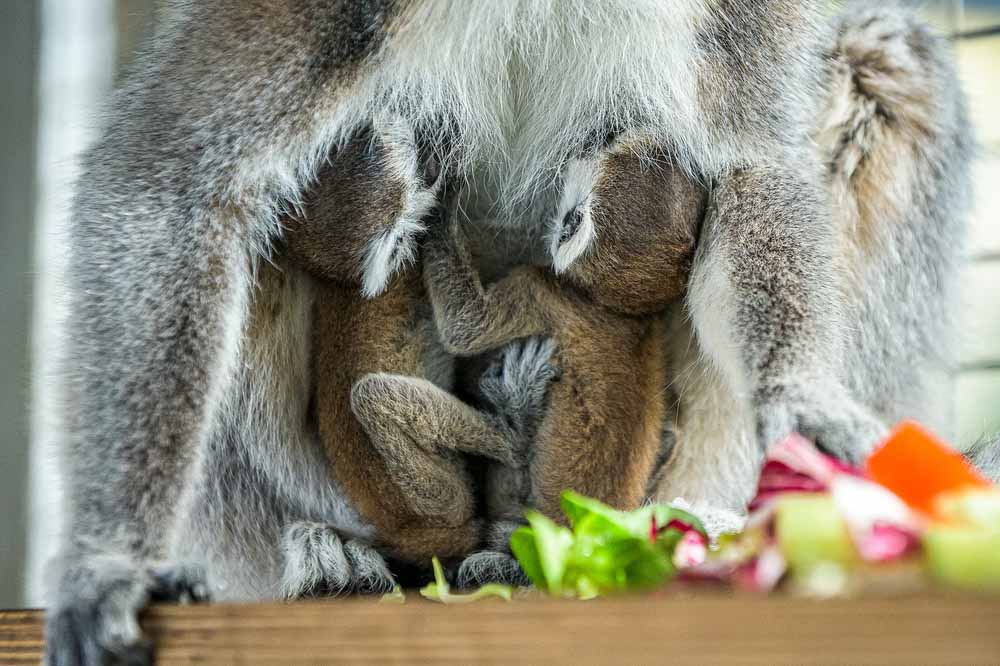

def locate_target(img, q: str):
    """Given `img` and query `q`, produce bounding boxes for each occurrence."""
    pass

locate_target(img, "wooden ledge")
[4,594,1000,664]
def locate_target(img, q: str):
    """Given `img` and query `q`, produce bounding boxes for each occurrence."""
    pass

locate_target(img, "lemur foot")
[281,522,395,598]
[457,551,531,588]
[756,382,888,464]
[456,521,530,588]
[479,336,559,442]
[45,555,209,666]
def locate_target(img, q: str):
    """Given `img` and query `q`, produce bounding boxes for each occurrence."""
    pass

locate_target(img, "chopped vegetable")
[420,557,513,604]
[923,523,1000,591]
[866,421,990,516]
[775,494,857,571]
[509,491,706,598]
[508,422,1000,598]
[380,585,406,603]
[828,474,921,562]
[924,488,1000,591]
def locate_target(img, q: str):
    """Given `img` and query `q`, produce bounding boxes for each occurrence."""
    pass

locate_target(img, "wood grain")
[4,595,999,665]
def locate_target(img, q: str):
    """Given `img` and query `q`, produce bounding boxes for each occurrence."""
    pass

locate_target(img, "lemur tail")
[816,4,973,242]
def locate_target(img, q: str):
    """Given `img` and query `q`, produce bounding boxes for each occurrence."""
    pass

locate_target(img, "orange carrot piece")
[865,421,992,516]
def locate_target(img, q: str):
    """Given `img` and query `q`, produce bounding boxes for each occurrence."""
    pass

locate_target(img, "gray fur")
[651,3,974,514]
[478,337,559,451]
[45,1,973,663]
[456,521,531,589]
[280,522,394,598]
[476,337,559,522]
[967,437,1000,484]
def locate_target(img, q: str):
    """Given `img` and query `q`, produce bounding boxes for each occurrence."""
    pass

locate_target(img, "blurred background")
[0,0,997,610]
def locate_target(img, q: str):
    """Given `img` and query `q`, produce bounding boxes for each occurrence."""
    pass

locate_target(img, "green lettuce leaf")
[420,557,513,604]
[510,491,704,598]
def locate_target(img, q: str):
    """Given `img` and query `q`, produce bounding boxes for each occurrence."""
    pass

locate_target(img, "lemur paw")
[456,521,531,588]
[456,552,531,588]
[281,522,395,598]
[756,383,888,464]
[148,562,211,604]
[45,554,208,666]
[479,337,559,442]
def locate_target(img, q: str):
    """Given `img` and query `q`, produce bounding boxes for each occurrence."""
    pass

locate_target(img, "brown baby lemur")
[423,135,707,548]
[282,118,531,570]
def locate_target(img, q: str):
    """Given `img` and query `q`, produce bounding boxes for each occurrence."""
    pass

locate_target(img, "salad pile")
[506,421,1000,599]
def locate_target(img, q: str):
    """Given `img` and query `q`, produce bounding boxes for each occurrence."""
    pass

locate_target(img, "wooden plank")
[5,595,1000,665]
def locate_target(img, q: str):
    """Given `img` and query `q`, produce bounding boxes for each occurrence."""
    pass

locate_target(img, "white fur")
[360,218,426,298]
[649,314,760,517]
[549,158,599,273]
[360,116,441,298]
[687,240,749,398]
[332,0,716,221]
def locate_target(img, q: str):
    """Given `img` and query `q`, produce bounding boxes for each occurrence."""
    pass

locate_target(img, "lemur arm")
[688,162,885,459]
[423,212,555,356]
[46,4,398,664]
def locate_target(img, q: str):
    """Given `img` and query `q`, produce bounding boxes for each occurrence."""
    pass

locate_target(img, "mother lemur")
[46,2,987,664]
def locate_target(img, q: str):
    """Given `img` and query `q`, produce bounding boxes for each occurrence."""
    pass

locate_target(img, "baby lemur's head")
[284,118,440,298]
[548,140,707,316]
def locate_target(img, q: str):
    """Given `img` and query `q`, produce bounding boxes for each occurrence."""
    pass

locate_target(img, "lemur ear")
[360,217,426,298]
[550,158,598,273]
[360,115,442,298]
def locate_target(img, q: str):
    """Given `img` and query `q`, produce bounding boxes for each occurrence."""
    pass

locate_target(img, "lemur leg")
[652,6,973,525]
[648,314,762,533]
[424,208,554,356]
[280,522,395,598]
[649,163,887,531]
[350,373,523,520]
[46,5,400,664]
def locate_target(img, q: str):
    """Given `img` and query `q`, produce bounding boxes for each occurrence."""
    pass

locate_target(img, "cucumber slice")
[775,494,857,571]
[924,526,1000,591]
[935,489,1000,527]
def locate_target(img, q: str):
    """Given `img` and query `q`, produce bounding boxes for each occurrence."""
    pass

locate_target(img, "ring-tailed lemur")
[44,2,978,664]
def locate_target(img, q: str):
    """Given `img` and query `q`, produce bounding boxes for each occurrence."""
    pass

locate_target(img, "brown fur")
[285,128,520,562]
[424,144,706,521]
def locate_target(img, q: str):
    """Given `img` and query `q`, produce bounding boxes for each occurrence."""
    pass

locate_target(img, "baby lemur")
[424,136,707,527]
[282,118,527,566]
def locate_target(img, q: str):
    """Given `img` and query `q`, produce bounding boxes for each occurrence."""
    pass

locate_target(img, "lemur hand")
[45,554,208,666]
[755,380,888,464]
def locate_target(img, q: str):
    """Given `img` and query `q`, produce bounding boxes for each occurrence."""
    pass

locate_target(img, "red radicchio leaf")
[673,531,709,568]
[856,522,921,562]
[766,433,844,486]
[733,546,787,593]
[757,460,828,493]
